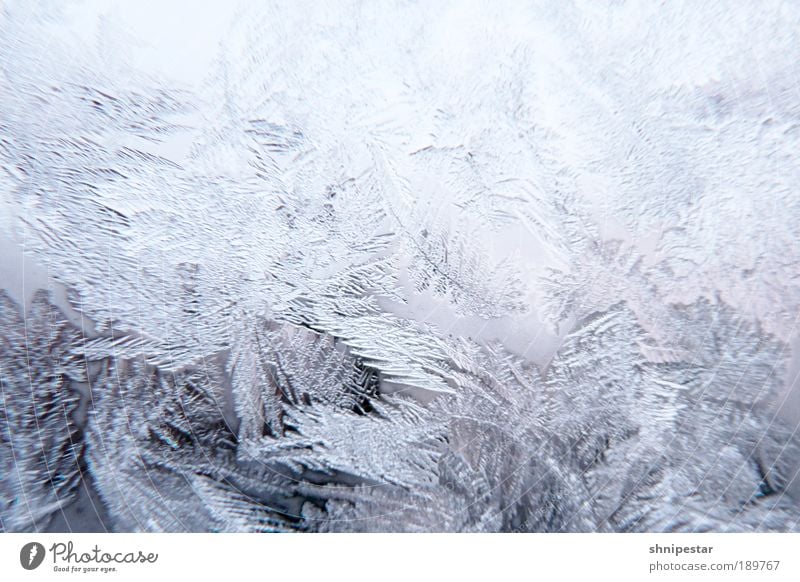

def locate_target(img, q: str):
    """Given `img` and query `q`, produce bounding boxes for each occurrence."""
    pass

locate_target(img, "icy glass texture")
[1,1,799,532]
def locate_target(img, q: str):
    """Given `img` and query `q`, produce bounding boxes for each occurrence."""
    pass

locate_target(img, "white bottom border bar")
[2,533,799,581]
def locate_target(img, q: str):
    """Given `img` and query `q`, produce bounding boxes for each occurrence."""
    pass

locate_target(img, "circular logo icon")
[20,542,46,570]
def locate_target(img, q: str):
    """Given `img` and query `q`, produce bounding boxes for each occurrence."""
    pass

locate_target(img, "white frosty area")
[1,0,800,532]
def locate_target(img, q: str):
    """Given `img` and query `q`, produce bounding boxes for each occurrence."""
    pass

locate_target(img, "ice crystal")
[1,0,799,532]
[0,291,85,532]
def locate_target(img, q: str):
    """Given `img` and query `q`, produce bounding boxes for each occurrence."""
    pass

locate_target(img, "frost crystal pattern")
[1,1,799,532]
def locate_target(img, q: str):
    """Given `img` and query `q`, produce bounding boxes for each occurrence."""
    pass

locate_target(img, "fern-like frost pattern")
[1,1,799,532]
